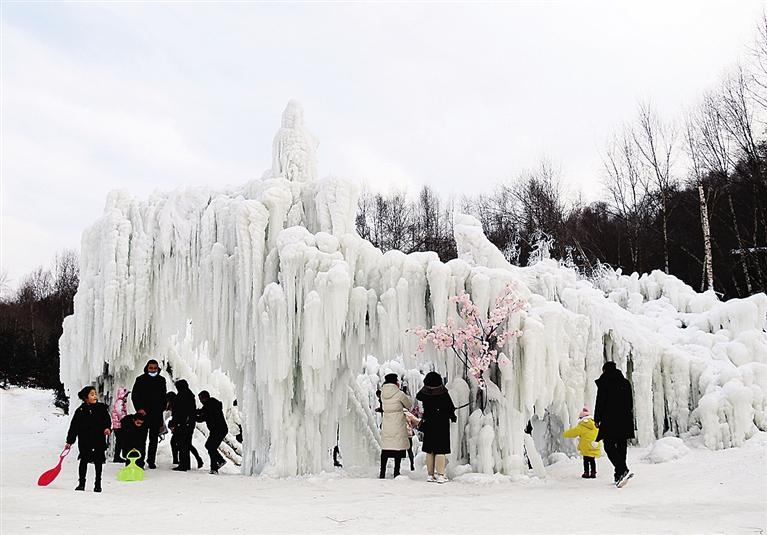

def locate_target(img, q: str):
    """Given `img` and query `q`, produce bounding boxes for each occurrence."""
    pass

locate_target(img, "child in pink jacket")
[111,387,130,462]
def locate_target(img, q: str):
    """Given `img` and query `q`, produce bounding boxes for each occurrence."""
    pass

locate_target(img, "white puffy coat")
[379,383,412,451]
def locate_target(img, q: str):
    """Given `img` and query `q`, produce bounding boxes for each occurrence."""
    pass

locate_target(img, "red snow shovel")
[38,445,71,486]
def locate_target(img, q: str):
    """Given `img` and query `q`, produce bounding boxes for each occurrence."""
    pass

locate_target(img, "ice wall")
[60,102,767,477]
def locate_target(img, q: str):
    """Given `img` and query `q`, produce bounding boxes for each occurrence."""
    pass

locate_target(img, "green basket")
[117,449,145,482]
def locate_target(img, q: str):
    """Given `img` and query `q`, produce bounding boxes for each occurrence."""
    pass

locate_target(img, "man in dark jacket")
[171,380,198,472]
[119,412,148,468]
[196,391,228,473]
[131,359,167,469]
[594,361,635,486]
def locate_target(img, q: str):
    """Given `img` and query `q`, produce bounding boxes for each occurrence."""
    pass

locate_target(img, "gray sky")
[2,0,764,288]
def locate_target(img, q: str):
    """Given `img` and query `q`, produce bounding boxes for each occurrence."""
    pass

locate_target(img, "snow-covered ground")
[2,388,765,534]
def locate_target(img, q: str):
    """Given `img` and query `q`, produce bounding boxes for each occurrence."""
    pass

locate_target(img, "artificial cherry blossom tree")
[410,283,527,390]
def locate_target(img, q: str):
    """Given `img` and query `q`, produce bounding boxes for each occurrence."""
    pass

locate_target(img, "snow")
[3,388,766,534]
[645,437,691,463]
[58,101,767,478]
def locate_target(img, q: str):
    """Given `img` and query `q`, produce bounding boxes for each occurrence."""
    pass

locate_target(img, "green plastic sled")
[117,449,145,482]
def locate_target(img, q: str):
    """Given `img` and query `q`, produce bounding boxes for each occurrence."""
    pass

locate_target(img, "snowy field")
[1,388,765,534]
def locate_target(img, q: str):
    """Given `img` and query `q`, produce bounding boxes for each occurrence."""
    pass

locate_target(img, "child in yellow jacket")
[563,407,601,478]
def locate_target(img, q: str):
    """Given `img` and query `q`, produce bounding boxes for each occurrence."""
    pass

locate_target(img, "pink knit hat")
[579,407,590,418]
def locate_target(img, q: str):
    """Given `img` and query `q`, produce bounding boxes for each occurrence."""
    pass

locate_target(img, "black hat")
[384,373,398,384]
[602,361,617,372]
[423,371,444,387]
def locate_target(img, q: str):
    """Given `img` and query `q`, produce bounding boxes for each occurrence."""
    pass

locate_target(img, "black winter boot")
[75,480,85,491]
[94,481,102,492]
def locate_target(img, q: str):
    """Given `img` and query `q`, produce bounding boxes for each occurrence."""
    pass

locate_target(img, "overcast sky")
[2,0,764,288]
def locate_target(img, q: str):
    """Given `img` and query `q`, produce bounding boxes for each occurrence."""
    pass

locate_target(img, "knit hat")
[579,407,591,418]
[384,373,398,385]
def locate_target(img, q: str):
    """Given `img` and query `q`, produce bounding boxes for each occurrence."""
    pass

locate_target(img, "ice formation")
[60,101,767,477]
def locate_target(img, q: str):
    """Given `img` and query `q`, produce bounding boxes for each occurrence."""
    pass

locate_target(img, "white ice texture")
[60,101,767,477]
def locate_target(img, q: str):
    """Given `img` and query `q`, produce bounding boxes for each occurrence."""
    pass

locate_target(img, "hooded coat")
[416,372,456,455]
[563,417,602,457]
[66,402,111,463]
[111,387,129,429]
[379,383,412,451]
[131,363,167,424]
[170,381,197,431]
[594,366,635,441]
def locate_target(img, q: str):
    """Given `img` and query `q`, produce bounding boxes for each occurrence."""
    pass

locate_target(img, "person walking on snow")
[166,392,203,468]
[131,359,167,469]
[170,380,199,472]
[416,371,456,484]
[563,406,601,478]
[196,391,228,474]
[66,386,111,492]
[379,373,412,478]
[594,361,635,487]
[111,387,130,462]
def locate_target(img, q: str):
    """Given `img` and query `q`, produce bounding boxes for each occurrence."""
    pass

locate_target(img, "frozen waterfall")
[59,102,767,477]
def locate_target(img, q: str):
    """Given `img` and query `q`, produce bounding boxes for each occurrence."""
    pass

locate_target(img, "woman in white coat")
[379,373,412,478]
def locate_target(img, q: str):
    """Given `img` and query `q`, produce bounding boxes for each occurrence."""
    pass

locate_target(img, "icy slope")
[60,101,767,477]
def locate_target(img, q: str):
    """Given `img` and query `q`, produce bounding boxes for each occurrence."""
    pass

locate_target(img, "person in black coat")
[594,361,635,483]
[171,380,198,472]
[416,371,456,483]
[166,392,203,469]
[196,391,228,473]
[66,386,112,492]
[119,412,148,468]
[131,359,167,469]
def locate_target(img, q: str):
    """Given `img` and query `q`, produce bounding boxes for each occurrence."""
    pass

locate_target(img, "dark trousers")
[379,450,404,478]
[582,456,596,475]
[205,431,226,468]
[146,419,161,465]
[176,425,194,469]
[407,438,414,470]
[172,431,202,466]
[78,460,103,483]
[603,439,628,480]
[113,428,124,462]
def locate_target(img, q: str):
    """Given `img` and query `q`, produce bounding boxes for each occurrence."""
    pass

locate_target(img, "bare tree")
[603,127,647,270]
[684,108,715,291]
[632,101,678,274]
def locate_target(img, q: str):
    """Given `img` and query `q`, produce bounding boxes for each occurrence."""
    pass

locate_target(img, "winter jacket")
[131,364,167,424]
[170,382,197,431]
[563,417,601,457]
[111,387,129,429]
[416,373,456,455]
[119,414,149,458]
[196,397,228,436]
[379,383,412,451]
[594,367,635,441]
[66,402,111,463]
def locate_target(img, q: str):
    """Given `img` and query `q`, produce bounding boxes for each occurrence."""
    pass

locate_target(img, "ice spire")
[271,100,318,183]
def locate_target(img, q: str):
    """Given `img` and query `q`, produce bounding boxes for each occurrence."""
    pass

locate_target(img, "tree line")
[357,19,767,299]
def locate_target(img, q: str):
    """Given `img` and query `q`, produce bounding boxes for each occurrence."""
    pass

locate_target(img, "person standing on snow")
[594,361,635,487]
[563,406,601,478]
[416,371,456,484]
[379,373,412,478]
[170,380,199,471]
[110,387,130,462]
[226,399,243,444]
[196,391,228,473]
[66,386,112,492]
[131,359,167,469]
